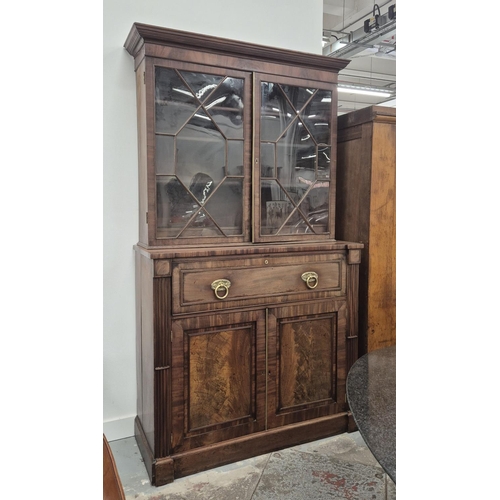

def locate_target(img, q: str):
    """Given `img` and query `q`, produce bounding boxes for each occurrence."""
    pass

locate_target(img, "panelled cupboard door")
[170,310,266,453]
[266,300,348,429]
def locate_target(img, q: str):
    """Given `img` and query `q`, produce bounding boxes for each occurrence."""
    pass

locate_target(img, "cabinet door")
[254,74,338,243]
[266,300,348,429]
[149,60,252,245]
[170,310,266,453]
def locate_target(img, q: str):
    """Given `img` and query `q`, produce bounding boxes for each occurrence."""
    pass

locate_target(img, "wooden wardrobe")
[336,105,396,355]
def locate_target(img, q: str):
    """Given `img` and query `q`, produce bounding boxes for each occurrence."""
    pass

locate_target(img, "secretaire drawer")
[172,253,346,314]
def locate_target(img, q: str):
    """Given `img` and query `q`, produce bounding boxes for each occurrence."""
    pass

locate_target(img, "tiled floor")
[110,431,396,499]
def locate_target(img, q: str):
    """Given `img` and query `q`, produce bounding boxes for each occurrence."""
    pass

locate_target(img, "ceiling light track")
[338,83,394,98]
[323,0,394,36]
[323,3,396,59]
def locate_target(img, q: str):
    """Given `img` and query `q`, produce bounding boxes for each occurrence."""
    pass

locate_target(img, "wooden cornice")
[124,22,350,73]
[337,105,396,128]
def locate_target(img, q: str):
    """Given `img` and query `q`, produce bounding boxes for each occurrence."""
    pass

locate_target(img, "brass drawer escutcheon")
[211,279,232,299]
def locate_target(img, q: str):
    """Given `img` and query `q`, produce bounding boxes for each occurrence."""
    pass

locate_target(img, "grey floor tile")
[110,437,270,500]
[251,448,387,500]
[292,431,383,469]
[110,433,395,500]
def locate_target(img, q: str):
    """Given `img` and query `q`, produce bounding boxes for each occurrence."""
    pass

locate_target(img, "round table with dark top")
[346,345,396,483]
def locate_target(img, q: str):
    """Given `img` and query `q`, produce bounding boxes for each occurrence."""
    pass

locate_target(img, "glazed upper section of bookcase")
[124,23,350,73]
[124,23,350,247]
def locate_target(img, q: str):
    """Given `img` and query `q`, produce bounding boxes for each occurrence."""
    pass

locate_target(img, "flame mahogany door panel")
[170,310,266,453]
[266,300,348,429]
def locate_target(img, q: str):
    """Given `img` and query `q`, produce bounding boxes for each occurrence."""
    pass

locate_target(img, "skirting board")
[103,415,136,442]
[135,412,351,486]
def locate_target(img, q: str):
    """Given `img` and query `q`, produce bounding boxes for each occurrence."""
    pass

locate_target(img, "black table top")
[346,345,396,483]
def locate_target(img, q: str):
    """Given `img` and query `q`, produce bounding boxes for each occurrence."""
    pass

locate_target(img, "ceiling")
[322,0,396,115]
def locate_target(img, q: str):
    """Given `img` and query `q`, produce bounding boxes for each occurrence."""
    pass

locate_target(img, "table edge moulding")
[124,22,364,486]
[346,345,396,483]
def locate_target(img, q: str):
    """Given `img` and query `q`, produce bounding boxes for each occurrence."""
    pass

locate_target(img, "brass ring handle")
[301,271,319,289]
[211,279,231,300]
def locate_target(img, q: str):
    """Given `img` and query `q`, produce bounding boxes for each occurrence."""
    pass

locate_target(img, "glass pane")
[280,85,316,113]
[156,177,194,237]
[260,143,275,178]
[155,67,198,134]
[155,135,175,174]
[205,77,244,139]
[292,183,330,234]
[176,109,225,189]
[260,82,295,142]
[317,146,331,180]
[179,71,224,102]
[300,89,332,145]
[276,120,316,201]
[295,137,317,170]
[204,179,243,235]
[227,140,244,176]
[260,179,294,235]
[302,182,330,213]
[188,172,216,204]
[181,208,224,237]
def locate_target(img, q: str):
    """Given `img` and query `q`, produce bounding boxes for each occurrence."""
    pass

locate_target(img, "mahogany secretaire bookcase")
[124,22,363,486]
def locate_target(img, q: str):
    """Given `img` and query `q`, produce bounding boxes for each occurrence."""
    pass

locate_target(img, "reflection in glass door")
[259,79,334,237]
[154,67,246,240]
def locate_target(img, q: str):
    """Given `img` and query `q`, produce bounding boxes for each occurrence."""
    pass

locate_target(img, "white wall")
[103,0,324,441]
